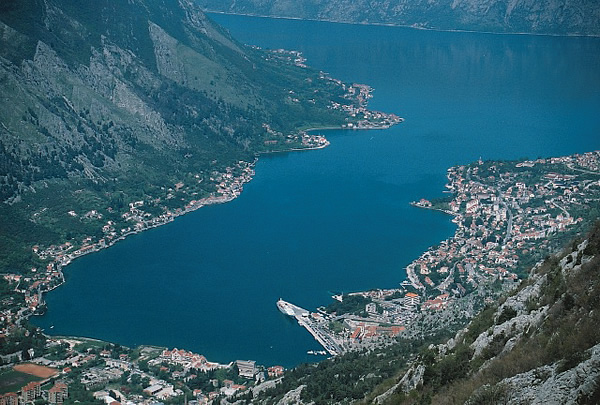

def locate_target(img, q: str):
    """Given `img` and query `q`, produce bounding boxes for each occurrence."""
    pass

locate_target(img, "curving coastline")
[24,109,404,329]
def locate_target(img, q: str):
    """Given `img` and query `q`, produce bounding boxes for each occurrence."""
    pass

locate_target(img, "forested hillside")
[0,0,360,273]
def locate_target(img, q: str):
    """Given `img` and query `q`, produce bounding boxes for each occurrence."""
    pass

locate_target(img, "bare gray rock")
[497,343,600,404]
[374,363,425,404]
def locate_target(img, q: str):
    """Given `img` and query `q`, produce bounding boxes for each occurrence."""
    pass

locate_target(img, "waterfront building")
[268,365,284,378]
[236,360,256,378]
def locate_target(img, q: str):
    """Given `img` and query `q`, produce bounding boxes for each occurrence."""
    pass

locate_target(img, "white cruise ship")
[277,298,295,316]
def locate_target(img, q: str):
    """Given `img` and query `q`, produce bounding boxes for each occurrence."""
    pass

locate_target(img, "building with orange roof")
[267,366,284,378]
[376,325,405,337]
[20,381,41,402]
[48,383,69,405]
[0,393,18,405]
[404,292,420,307]
[54,382,68,396]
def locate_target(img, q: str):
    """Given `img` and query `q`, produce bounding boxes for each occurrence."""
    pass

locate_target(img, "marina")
[277,299,342,356]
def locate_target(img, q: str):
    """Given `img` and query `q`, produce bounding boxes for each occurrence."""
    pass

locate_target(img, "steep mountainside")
[200,0,600,36]
[373,222,600,404]
[0,0,366,272]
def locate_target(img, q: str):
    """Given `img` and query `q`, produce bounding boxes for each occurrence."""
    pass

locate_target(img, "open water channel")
[35,15,600,367]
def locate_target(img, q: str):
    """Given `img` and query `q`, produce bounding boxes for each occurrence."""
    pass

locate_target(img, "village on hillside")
[292,150,600,351]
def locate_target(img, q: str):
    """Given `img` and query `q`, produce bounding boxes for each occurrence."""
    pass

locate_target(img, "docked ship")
[277,298,296,317]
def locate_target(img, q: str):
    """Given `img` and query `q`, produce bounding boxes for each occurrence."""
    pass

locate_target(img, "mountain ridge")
[200,0,600,36]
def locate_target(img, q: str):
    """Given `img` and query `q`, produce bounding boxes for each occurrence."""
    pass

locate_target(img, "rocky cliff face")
[250,223,600,404]
[200,0,600,36]
[0,0,238,201]
[495,343,600,404]
[372,224,600,404]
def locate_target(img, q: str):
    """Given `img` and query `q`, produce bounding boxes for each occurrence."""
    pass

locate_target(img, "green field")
[0,369,43,394]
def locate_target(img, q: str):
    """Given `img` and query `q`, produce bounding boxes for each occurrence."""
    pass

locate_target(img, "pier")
[277,299,342,356]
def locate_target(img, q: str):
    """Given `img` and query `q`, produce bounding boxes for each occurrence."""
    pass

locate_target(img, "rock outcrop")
[374,363,425,404]
[498,343,600,404]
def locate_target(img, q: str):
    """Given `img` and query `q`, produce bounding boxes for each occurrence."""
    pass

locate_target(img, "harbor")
[277,299,342,356]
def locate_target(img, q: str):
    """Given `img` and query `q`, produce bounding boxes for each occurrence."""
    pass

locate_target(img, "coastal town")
[259,47,404,133]
[0,72,408,404]
[0,72,600,403]
[276,150,600,354]
[1,159,257,331]
[2,144,599,402]
[0,334,286,405]
[331,81,404,130]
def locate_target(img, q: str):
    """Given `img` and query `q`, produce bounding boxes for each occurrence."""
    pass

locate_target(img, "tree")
[120,370,130,385]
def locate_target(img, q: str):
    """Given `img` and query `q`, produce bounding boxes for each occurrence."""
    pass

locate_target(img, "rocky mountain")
[379,223,600,404]
[0,0,361,271]
[200,0,600,36]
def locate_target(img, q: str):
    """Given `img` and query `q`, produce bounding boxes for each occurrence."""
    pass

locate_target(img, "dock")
[277,299,342,356]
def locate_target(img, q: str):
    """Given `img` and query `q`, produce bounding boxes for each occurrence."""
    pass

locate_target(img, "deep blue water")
[34,15,600,367]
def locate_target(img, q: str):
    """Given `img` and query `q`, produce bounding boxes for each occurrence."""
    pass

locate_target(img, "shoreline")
[409,201,456,217]
[20,149,600,370]
[32,181,245,319]
[205,10,600,39]
[15,78,406,363]
[27,118,404,333]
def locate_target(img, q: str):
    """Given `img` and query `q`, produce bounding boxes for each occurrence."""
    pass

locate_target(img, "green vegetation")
[0,0,362,275]
[377,221,600,404]
[0,323,46,357]
[0,278,24,312]
[256,340,430,405]
[0,369,43,394]
[324,294,372,316]
[72,339,111,354]
[422,343,473,389]
[62,380,103,405]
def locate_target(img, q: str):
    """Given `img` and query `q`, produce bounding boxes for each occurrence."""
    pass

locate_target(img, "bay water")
[34,15,600,367]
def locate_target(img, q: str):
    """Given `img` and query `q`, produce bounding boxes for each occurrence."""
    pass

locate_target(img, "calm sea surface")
[34,15,600,367]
